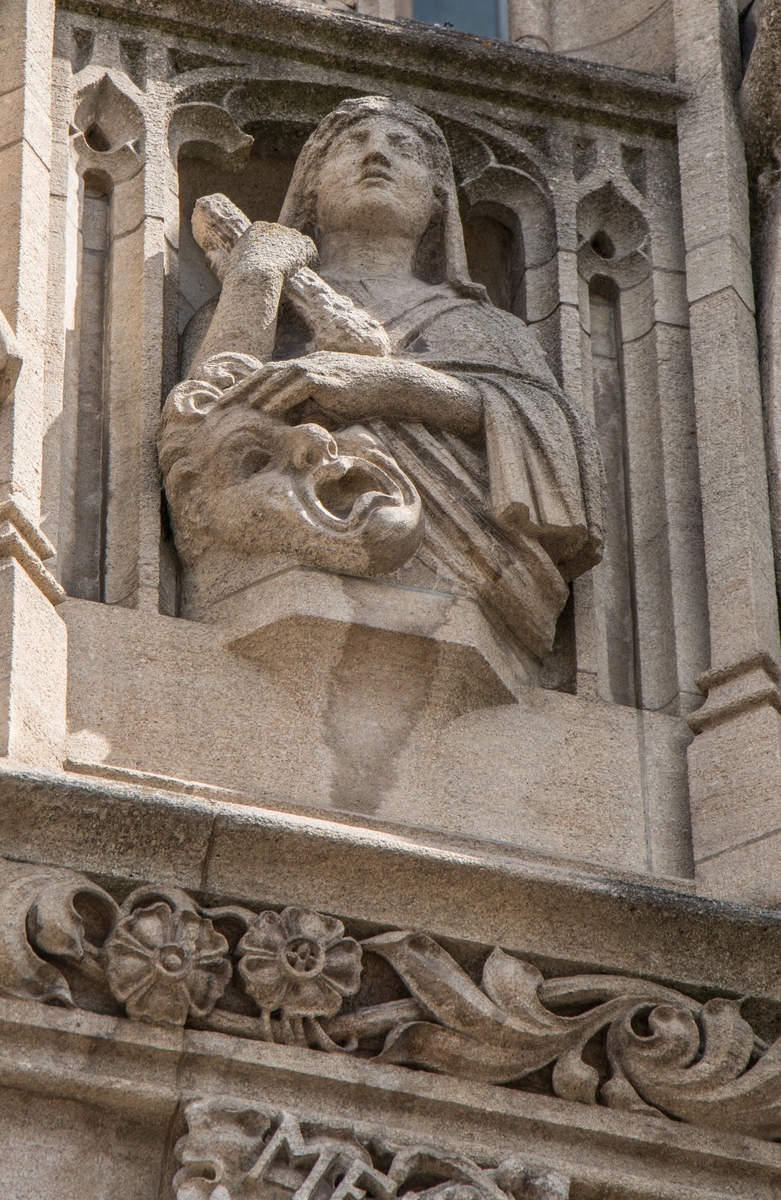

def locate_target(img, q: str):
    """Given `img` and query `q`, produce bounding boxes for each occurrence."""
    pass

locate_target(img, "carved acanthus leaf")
[5,861,781,1141]
[0,861,118,1005]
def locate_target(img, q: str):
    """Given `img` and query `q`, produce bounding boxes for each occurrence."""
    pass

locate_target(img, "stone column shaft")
[0,0,66,769]
[674,0,781,901]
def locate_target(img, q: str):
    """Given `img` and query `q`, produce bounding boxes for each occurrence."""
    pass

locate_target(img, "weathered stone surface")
[159,98,605,667]
[173,1102,570,1200]
[2,0,781,1192]
[0,309,22,405]
[6,857,781,1141]
[3,993,780,1200]
[59,596,694,871]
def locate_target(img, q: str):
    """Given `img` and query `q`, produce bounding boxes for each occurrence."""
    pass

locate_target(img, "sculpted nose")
[362,148,392,169]
[285,423,338,471]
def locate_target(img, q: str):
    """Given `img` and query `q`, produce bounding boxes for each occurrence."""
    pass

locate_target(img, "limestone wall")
[0,0,780,1196]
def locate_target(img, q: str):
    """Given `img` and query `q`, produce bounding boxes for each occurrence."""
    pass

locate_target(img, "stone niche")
[52,0,704,884]
[5,0,781,1197]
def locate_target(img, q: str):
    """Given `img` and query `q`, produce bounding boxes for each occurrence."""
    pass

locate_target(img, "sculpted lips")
[309,455,403,528]
[359,167,393,184]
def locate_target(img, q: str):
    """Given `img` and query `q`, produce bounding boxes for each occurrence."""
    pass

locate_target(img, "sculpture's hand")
[243,352,481,437]
[223,221,318,286]
[193,195,318,286]
[193,223,320,372]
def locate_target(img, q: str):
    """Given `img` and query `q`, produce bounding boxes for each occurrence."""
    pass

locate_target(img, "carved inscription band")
[173,1103,570,1200]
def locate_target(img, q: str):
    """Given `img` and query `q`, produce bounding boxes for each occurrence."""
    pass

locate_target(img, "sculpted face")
[314,115,438,242]
[165,399,423,578]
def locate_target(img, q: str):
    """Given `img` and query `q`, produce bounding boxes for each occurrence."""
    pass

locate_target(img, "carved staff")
[190,192,390,372]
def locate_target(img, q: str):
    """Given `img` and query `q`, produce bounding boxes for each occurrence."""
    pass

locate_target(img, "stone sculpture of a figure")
[158,96,604,662]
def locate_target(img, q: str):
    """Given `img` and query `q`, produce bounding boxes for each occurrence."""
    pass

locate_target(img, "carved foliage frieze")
[2,860,780,1141]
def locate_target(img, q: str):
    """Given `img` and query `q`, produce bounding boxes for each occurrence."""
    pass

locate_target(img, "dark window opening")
[67,173,112,602]
[412,0,508,39]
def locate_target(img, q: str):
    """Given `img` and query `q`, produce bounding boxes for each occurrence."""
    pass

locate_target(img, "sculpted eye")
[388,133,418,157]
[220,431,273,480]
[241,447,273,476]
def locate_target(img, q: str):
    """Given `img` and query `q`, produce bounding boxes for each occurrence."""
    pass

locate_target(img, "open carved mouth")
[311,458,401,527]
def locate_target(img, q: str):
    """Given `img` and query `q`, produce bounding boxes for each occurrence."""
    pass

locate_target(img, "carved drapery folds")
[3,858,781,1142]
[159,97,604,665]
[173,1103,570,1200]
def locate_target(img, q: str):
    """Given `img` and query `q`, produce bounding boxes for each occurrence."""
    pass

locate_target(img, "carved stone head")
[278,95,482,296]
[157,354,423,613]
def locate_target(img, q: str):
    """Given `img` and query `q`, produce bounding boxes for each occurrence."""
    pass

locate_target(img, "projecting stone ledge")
[0,994,776,1200]
[214,568,527,707]
[2,763,781,1006]
[5,857,781,1141]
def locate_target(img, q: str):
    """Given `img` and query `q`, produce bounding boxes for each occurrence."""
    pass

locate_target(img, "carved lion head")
[157,353,423,592]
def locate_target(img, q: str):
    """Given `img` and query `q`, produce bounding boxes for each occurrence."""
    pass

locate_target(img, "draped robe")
[275,275,605,660]
[179,98,605,661]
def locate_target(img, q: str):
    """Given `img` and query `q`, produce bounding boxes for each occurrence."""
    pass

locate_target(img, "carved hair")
[278,95,487,301]
[158,355,268,562]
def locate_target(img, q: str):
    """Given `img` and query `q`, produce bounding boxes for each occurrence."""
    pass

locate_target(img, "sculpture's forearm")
[247,352,482,437]
[190,195,392,375]
[381,360,482,436]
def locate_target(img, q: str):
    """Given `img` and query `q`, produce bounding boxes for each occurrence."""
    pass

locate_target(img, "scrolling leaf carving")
[3,861,781,1140]
[0,861,118,1006]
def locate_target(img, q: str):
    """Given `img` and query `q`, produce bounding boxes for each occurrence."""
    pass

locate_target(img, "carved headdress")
[278,95,486,300]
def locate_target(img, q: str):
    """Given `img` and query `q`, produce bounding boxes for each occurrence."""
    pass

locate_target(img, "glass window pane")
[412,0,503,38]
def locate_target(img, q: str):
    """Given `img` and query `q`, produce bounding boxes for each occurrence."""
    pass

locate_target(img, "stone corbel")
[688,651,781,733]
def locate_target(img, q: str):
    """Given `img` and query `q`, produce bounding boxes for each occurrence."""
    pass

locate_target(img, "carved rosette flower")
[237,907,362,1035]
[103,901,231,1025]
